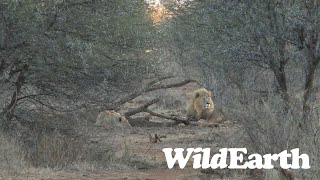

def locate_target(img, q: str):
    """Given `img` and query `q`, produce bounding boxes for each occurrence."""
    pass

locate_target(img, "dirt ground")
[14,122,261,180]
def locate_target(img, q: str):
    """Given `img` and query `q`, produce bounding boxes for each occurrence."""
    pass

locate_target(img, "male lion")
[95,110,131,129]
[187,88,214,120]
[187,88,224,124]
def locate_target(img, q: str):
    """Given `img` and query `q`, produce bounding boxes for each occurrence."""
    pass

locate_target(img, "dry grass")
[28,133,88,168]
[23,129,155,171]
[0,133,26,178]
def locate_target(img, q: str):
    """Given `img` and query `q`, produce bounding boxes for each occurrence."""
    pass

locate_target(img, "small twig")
[149,133,162,143]
[155,134,162,142]
[145,143,153,155]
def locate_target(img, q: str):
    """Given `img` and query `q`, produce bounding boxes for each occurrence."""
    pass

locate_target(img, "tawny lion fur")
[187,88,224,123]
[95,110,131,129]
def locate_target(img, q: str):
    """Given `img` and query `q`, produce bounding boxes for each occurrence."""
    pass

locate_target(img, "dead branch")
[126,115,152,122]
[95,77,198,126]
[145,79,198,93]
[122,97,189,125]
[124,99,160,117]
[144,109,190,125]
[102,78,197,111]
[147,75,174,86]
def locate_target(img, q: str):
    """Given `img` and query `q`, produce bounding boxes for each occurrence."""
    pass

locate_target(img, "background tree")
[0,0,158,131]
[168,0,320,176]
[171,0,320,126]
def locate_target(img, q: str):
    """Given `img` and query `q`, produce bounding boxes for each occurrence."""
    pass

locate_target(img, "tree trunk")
[301,56,320,128]
[299,0,320,129]
[1,64,28,130]
[269,42,290,111]
[273,65,290,107]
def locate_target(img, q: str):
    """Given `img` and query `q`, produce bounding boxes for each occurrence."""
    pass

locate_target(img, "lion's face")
[95,110,131,128]
[116,115,131,127]
[194,89,214,110]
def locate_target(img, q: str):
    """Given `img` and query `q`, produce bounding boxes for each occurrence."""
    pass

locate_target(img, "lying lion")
[95,110,131,129]
[186,88,224,126]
